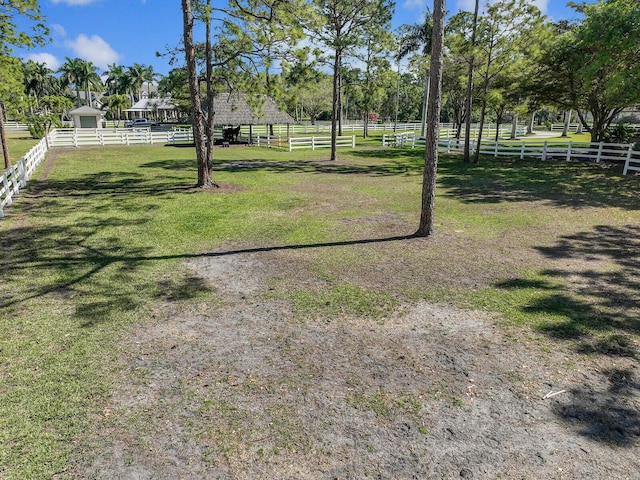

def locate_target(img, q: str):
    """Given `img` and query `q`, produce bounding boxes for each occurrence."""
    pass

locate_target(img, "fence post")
[18,158,27,188]
[3,174,13,207]
[311,137,315,150]
[352,135,356,148]
[289,137,292,152]
[542,141,547,161]
[623,144,633,175]
[494,142,499,158]
[566,141,572,162]
[596,142,604,163]
[520,142,525,160]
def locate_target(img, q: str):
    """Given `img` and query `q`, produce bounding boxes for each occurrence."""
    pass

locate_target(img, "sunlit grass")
[1,141,639,478]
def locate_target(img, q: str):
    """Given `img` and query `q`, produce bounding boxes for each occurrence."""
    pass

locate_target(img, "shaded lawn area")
[0,143,639,478]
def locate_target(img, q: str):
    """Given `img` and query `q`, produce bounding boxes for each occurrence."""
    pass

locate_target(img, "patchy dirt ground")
[74,249,639,480]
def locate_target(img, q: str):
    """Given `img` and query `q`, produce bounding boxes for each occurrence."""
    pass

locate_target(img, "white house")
[124,92,178,122]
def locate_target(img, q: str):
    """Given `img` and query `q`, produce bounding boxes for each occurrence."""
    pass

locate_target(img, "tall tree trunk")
[330,50,340,161]
[527,111,535,134]
[338,65,343,137]
[205,0,217,185]
[463,0,480,163]
[0,103,10,169]
[416,0,446,237]
[510,115,519,139]
[473,81,489,165]
[561,109,572,137]
[420,74,430,138]
[182,0,216,187]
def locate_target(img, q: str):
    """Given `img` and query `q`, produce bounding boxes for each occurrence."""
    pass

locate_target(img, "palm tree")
[103,94,131,127]
[58,58,102,108]
[397,11,433,138]
[142,64,156,96]
[127,63,148,103]
[104,63,126,95]
[23,60,60,112]
[58,57,85,107]
[79,60,103,108]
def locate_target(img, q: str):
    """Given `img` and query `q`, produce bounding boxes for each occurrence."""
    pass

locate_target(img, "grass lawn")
[0,142,638,478]
[4,133,39,161]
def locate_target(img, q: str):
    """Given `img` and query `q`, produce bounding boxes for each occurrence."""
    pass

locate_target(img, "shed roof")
[209,93,294,125]
[70,106,104,115]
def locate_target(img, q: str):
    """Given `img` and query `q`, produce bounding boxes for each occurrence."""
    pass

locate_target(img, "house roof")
[209,93,294,125]
[70,106,104,115]
[125,97,176,112]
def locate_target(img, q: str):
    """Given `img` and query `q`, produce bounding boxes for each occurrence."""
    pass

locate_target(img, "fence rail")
[382,133,640,175]
[288,135,356,151]
[1,137,49,218]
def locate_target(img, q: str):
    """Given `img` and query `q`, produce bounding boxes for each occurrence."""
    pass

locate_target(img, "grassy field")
[0,141,638,478]
[4,133,39,161]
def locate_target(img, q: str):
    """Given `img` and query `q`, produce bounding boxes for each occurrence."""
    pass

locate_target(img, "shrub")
[27,113,62,139]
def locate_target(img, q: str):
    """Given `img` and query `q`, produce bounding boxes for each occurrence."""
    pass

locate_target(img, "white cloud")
[51,24,67,37]
[456,0,548,14]
[455,0,480,12]
[531,0,549,15]
[26,52,62,70]
[403,0,425,9]
[52,0,101,5]
[65,34,122,69]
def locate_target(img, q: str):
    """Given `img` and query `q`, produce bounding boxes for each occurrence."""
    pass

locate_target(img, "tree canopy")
[535,0,640,142]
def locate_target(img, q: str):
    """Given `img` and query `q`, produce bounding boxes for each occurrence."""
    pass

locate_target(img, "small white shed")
[70,106,104,129]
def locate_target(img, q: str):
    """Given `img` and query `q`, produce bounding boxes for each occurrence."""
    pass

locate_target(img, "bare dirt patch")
[74,248,639,479]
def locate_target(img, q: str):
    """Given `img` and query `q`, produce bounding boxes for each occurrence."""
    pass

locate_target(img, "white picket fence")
[46,128,195,147]
[382,132,640,175]
[0,137,49,218]
[288,135,356,151]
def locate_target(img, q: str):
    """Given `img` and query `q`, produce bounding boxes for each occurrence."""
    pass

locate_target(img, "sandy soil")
[74,250,640,480]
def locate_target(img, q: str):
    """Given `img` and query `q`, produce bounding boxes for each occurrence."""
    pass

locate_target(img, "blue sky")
[18,0,586,77]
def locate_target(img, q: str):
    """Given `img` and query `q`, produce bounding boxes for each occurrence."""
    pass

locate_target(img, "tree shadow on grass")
[435,155,640,210]
[497,224,640,355]
[29,170,196,200]
[495,224,640,446]
[205,158,424,177]
[552,367,640,447]
[1,200,416,326]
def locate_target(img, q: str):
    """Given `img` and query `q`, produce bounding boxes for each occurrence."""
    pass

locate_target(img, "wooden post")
[623,144,633,175]
[596,142,604,163]
[18,158,27,188]
[542,141,548,161]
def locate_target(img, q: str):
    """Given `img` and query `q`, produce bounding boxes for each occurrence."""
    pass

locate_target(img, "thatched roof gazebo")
[207,93,294,142]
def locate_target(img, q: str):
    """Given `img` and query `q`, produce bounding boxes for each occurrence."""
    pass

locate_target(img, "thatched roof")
[208,93,294,125]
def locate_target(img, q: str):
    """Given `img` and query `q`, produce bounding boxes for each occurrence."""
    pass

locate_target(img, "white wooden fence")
[1,137,49,218]
[382,132,640,175]
[288,135,356,151]
[46,128,195,147]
